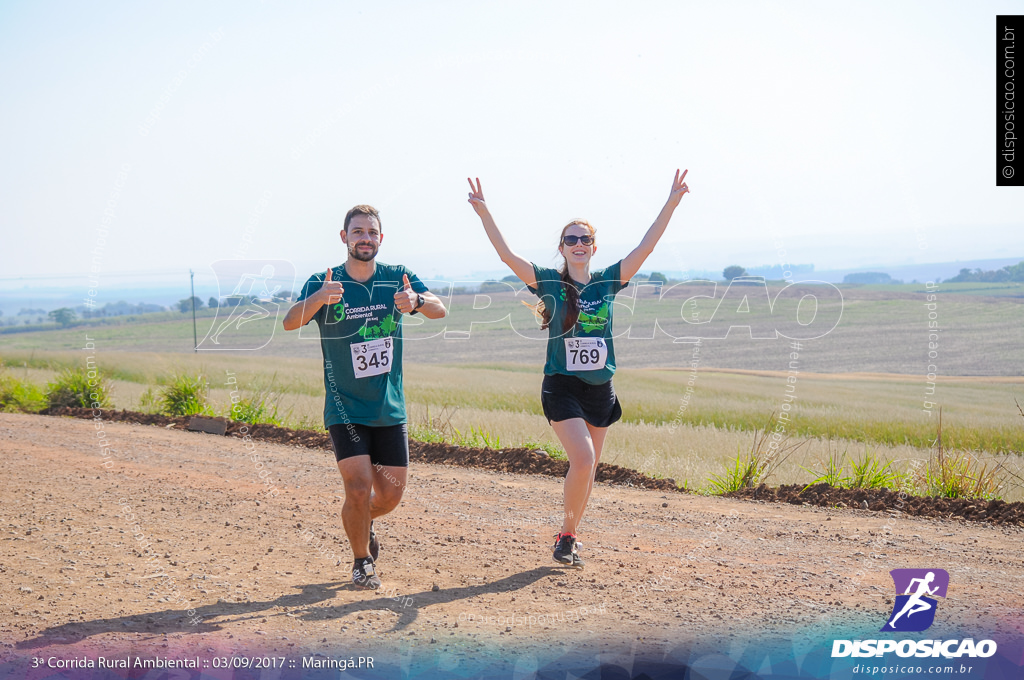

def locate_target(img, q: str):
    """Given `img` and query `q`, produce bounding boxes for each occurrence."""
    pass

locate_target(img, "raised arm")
[620,169,689,282]
[466,177,536,288]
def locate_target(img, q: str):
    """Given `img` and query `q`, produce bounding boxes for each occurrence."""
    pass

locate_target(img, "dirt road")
[1,412,1022,673]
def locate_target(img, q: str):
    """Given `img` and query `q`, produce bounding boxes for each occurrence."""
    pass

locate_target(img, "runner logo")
[201,259,295,351]
[832,568,996,659]
[881,568,949,632]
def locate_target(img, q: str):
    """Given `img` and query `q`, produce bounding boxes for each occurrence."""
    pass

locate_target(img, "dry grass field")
[3,350,1022,501]
[2,282,1022,374]
[2,282,1022,500]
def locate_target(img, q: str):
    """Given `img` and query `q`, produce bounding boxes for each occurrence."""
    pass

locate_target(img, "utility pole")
[190,269,198,352]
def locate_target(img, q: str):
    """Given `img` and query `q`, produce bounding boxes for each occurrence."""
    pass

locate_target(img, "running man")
[886,571,939,628]
[466,170,689,567]
[282,205,446,589]
[211,264,283,345]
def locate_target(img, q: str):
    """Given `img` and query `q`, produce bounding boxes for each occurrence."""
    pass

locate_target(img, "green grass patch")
[46,367,113,409]
[227,377,285,426]
[136,387,161,414]
[918,449,1008,500]
[802,445,906,492]
[848,450,902,489]
[159,373,213,416]
[707,416,807,494]
[0,372,46,413]
[524,440,567,460]
[802,443,849,489]
[707,451,764,494]
[406,404,505,449]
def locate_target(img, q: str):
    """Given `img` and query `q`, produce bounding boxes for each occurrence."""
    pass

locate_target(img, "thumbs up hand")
[394,273,419,314]
[316,267,345,306]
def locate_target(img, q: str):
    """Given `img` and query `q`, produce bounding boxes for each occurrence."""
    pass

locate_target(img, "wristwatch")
[409,293,425,315]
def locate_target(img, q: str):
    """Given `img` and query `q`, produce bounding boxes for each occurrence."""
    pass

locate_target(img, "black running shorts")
[540,373,622,427]
[328,423,409,467]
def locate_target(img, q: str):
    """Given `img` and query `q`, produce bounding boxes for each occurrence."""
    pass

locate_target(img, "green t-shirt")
[528,260,629,385]
[297,262,428,428]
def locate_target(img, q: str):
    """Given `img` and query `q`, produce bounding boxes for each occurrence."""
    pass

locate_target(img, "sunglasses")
[562,235,594,246]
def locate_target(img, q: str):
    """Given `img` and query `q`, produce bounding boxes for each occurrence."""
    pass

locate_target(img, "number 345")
[355,352,389,371]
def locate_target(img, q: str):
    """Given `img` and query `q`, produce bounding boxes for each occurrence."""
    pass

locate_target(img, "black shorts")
[328,423,409,467]
[540,373,622,428]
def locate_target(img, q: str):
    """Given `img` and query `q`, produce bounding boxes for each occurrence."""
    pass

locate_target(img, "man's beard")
[348,242,378,262]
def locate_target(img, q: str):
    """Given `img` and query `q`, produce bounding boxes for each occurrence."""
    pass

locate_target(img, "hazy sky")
[1,0,1022,294]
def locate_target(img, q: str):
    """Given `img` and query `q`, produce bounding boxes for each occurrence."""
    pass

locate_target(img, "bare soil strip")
[0,412,1021,670]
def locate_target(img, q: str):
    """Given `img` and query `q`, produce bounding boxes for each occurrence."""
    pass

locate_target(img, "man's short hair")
[344,205,381,232]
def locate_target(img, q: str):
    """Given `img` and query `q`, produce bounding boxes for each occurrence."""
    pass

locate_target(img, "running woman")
[466,171,689,567]
[282,205,446,589]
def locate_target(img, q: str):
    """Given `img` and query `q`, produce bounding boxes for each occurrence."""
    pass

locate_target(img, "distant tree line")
[944,261,1024,283]
[49,308,77,327]
[184,290,297,312]
[81,301,165,318]
[843,272,899,284]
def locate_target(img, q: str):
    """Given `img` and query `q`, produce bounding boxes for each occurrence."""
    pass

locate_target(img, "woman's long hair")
[529,220,596,335]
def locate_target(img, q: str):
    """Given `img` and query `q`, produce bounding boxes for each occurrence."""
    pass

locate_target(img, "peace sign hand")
[668,169,689,205]
[466,177,489,216]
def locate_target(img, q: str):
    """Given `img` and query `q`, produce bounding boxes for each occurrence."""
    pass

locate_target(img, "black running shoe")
[552,532,582,567]
[352,557,381,590]
[369,521,380,562]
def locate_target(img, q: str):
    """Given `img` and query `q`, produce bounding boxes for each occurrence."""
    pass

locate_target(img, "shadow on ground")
[17,566,563,648]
